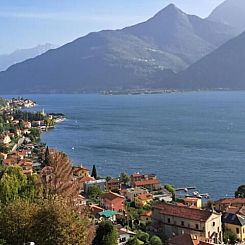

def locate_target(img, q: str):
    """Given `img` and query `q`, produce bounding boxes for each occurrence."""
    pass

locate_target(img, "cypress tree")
[91,165,97,179]
[42,146,50,168]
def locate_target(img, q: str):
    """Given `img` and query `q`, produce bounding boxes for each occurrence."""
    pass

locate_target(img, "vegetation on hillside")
[0,151,95,245]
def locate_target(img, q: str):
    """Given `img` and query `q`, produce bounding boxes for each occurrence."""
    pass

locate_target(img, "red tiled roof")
[77,194,85,200]
[23,169,33,175]
[184,197,200,203]
[73,166,89,172]
[137,193,153,201]
[135,179,160,186]
[100,191,125,201]
[169,234,213,245]
[216,198,245,205]
[90,204,104,215]
[17,160,33,167]
[154,203,213,221]
[78,176,95,183]
[2,159,16,165]
[131,173,143,177]
[226,206,245,216]
[141,211,152,217]
[169,234,197,245]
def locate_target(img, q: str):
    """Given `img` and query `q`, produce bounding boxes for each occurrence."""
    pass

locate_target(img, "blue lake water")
[5,92,245,199]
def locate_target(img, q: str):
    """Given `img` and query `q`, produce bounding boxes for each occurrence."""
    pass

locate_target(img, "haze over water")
[18,92,245,199]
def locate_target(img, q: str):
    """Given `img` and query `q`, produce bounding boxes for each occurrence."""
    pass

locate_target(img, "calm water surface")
[6,92,245,199]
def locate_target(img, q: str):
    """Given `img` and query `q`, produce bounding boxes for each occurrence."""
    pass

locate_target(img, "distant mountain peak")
[0,43,57,72]
[153,3,184,18]
[0,4,238,93]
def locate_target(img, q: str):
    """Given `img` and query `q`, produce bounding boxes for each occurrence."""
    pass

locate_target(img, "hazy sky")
[1,0,225,54]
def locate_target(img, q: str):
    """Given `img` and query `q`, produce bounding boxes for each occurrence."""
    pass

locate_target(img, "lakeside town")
[1,97,245,245]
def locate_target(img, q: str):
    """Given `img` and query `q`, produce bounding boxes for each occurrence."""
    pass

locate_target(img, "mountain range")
[172,30,245,90]
[0,0,245,93]
[0,43,57,72]
[208,0,245,34]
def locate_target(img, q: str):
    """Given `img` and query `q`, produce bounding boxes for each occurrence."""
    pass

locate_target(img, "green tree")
[0,143,8,154]
[93,220,118,245]
[126,237,142,245]
[164,184,176,200]
[223,230,237,245]
[235,185,245,198]
[91,165,97,179]
[32,198,94,245]
[0,239,6,245]
[88,185,102,200]
[120,172,130,186]
[0,198,94,245]
[164,184,175,194]
[28,128,41,142]
[44,117,55,128]
[0,166,36,204]
[0,199,38,245]
[150,235,163,245]
[137,230,149,243]
[42,146,50,168]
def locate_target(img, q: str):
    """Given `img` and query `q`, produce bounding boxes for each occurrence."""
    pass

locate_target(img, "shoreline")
[0,88,239,96]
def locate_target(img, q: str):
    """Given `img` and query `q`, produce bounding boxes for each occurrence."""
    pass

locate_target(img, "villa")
[100,191,125,212]
[151,203,222,244]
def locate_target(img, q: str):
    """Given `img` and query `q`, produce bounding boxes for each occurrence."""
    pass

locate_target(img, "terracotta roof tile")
[184,197,200,202]
[154,203,213,221]
[100,191,125,201]
[216,198,245,205]
[141,211,152,217]
[135,179,160,186]
[90,204,104,215]
[169,234,196,245]
[137,193,153,201]
[131,173,143,177]
[78,176,95,183]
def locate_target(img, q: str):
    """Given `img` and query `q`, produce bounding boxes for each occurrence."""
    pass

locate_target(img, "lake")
[5,92,245,199]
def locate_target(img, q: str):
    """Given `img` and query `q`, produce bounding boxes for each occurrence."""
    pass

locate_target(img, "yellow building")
[135,193,153,207]
[72,165,90,178]
[183,197,202,209]
[222,206,245,242]
[140,211,152,225]
[152,203,223,244]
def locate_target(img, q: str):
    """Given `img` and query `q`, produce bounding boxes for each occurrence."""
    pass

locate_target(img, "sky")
[1,0,225,54]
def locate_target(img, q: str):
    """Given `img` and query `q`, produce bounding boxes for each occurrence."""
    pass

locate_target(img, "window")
[120,237,126,242]
[196,224,199,230]
[237,228,239,234]
[168,218,171,223]
[213,222,215,226]
[181,221,185,226]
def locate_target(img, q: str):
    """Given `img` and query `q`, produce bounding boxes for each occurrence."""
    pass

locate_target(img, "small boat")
[193,191,199,196]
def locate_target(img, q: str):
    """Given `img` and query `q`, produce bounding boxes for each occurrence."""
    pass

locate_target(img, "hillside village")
[1,98,245,245]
